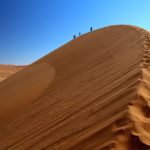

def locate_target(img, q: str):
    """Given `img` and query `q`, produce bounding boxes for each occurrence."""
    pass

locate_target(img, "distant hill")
[0,65,24,81]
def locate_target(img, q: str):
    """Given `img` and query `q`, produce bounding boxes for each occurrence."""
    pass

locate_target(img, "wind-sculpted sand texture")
[0,25,150,150]
[0,65,23,82]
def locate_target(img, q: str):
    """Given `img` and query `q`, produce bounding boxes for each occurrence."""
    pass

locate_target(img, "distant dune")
[0,65,24,82]
[0,25,150,150]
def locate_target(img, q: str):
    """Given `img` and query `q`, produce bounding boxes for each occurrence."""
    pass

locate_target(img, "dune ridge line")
[129,28,150,146]
[106,26,150,150]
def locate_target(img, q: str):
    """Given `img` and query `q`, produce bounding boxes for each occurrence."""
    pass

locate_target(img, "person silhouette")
[90,27,92,32]
[73,35,76,39]
[79,32,81,36]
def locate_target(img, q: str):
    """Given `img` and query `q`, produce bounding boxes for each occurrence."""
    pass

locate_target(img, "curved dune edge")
[129,29,150,146]
[109,27,150,150]
[95,27,150,150]
[0,62,55,121]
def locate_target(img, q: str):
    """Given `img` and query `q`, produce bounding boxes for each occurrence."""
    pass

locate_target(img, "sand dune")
[0,65,23,82]
[0,25,150,149]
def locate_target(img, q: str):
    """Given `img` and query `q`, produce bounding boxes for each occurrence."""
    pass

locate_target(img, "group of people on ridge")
[73,27,93,39]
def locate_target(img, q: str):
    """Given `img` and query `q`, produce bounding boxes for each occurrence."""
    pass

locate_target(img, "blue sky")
[0,0,150,65]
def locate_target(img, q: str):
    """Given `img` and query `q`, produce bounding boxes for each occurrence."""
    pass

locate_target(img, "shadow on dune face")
[130,135,150,150]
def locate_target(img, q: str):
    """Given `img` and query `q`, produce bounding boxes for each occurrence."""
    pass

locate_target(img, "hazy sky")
[1,0,150,65]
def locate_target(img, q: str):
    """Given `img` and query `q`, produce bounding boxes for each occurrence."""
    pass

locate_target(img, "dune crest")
[129,29,150,147]
[0,62,55,121]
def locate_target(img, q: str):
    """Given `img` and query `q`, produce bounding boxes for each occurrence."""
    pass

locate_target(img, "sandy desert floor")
[0,25,150,150]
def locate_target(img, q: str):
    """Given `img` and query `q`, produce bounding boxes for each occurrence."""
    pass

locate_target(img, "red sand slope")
[0,25,150,150]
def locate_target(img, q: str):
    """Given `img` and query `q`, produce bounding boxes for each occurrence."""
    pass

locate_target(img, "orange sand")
[0,25,150,150]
